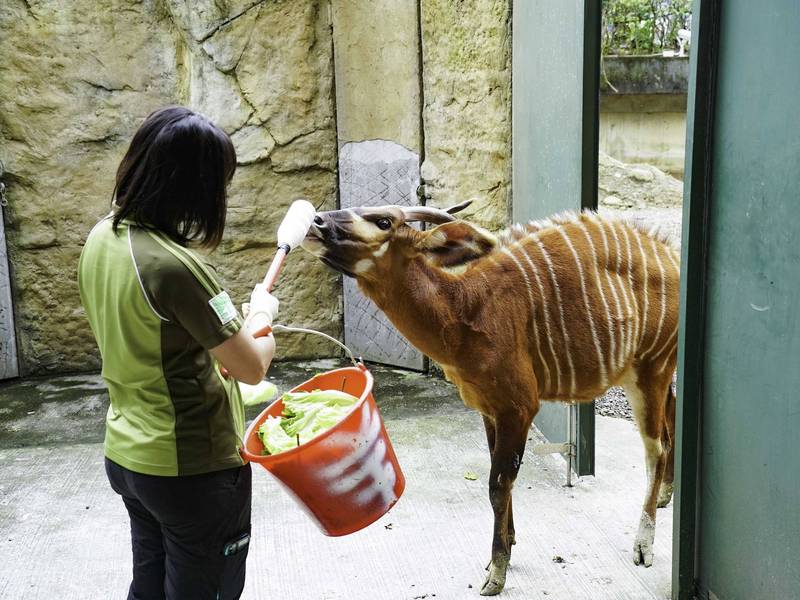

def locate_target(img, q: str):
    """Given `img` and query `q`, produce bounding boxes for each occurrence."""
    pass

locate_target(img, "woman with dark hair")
[78,106,277,600]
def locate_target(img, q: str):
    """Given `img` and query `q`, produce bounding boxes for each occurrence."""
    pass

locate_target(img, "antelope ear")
[418,221,497,268]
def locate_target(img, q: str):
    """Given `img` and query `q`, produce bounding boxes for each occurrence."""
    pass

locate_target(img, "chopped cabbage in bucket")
[257,389,359,455]
[239,380,278,407]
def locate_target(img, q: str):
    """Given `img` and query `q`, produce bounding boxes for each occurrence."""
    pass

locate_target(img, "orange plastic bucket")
[241,363,405,536]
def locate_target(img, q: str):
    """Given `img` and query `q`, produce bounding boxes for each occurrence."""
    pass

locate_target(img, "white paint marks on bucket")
[316,403,398,509]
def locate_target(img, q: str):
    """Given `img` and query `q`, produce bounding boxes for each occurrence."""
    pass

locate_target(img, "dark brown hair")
[112,106,236,249]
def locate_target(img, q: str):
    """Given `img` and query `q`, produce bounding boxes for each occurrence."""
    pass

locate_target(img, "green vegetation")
[257,389,360,455]
[239,380,278,407]
[602,0,692,56]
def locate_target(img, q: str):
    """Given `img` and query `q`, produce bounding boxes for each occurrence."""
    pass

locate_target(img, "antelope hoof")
[480,561,508,596]
[633,514,655,567]
[657,482,674,508]
[633,537,654,567]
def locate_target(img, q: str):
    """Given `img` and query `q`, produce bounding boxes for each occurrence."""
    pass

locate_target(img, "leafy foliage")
[602,0,692,56]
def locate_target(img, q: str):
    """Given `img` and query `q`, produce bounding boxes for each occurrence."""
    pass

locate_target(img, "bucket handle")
[238,324,361,461]
[271,324,360,367]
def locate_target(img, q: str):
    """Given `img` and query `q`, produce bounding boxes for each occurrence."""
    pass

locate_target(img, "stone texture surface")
[332,0,421,151]
[1,0,613,376]
[420,0,512,231]
[599,151,683,209]
[0,0,180,375]
[0,0,340,375]
[331,3,424,368]
[168,0,342,361]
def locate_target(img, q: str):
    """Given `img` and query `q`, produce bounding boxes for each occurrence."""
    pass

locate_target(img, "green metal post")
[575,0,601,476]
[672,0,720,597]
[512,0,600,478]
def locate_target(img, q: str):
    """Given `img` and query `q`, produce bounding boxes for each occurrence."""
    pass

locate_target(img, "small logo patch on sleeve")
[209,291,237,325]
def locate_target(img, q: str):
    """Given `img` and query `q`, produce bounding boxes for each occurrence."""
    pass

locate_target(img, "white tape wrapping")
[277,199,316,250]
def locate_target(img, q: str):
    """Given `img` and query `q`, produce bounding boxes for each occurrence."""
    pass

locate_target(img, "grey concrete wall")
[420,0,512,230]
[600,57,689,178]
[600,110,686,179]
[332,0,421,152]
[331,1,425,369]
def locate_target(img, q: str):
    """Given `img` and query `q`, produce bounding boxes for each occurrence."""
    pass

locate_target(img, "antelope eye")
[376,218,392,231]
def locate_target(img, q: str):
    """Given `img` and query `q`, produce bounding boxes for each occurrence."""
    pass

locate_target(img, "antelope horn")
[401,199,474,224]
[401,205,457,224]
[445,199,473,214]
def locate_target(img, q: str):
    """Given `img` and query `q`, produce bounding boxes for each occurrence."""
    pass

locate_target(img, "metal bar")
[672,0,722,597]
[531,442,572,456]
[574,0,601,478]
[575,401,595,476]
[581,0,601,212]
[566,403,575,487]
[0,192,19,380]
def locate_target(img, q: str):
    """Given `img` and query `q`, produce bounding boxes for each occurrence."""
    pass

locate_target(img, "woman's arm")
[210,284,279,384]
[210,323,275,385]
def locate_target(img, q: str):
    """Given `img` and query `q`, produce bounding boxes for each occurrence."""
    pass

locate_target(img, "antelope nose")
[310,214,330,239]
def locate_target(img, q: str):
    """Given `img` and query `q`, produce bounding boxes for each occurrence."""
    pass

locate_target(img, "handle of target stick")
[261,245,289,293]
[248,243,290,339]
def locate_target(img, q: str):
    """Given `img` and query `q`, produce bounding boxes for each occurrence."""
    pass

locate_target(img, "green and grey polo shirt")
[78,217,245,476]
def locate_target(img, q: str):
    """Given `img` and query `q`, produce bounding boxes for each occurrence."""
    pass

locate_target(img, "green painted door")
[675,1,800,598]
[512,0,600,476]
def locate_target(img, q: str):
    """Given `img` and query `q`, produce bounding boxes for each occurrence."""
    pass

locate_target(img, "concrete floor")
[0,360,672,599]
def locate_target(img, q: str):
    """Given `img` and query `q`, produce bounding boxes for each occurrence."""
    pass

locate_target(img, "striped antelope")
[302,202,679,596]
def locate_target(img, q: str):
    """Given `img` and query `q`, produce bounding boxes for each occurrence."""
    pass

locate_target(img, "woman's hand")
[243,284,279,335]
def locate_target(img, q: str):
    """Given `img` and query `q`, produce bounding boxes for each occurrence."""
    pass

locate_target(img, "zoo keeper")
[77,106,277,600]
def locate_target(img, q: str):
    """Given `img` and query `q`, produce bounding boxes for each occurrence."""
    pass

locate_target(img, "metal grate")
[338,140,424,370]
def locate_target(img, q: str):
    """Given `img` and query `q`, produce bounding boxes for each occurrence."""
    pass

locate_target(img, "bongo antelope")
[302,202,679,596]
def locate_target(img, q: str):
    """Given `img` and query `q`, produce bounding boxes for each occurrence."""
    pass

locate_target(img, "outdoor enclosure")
[1,1,799,599]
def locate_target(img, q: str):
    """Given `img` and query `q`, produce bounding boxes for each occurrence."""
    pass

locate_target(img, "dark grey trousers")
[105,458,252,600]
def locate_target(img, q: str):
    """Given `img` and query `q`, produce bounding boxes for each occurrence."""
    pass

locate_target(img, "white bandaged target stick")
[261,199,317,292]
[222,200,316,378]
[248,199,316,338]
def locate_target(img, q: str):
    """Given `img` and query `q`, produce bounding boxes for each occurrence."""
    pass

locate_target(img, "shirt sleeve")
[133,230,242,349]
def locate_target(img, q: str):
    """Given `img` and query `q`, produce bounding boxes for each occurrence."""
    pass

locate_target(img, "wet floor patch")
[0,375,109,448]
[0,361,468,449]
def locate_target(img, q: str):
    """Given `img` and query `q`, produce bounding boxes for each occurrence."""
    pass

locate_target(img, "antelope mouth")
[319,255,356,279]
[301,228,357,278]
[306,221,323,239]
[300,226,325,255]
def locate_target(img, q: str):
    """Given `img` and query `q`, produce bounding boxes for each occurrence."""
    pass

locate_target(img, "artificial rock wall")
[0,0,512,375]
[0,0,340,374]
[420,0,512,231]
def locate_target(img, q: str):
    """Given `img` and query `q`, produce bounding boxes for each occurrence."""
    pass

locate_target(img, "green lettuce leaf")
[257,389,360,455]
[240,380,278,407]
[257,416,297,455]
